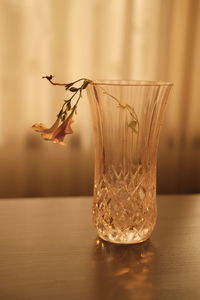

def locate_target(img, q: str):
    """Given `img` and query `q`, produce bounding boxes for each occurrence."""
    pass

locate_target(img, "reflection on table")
[92,238,156,300]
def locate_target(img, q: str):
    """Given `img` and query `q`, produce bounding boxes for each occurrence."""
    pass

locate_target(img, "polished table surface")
[0,195,200,300]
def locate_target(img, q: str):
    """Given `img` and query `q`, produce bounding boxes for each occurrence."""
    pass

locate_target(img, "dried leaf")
[65,83,74,90]
[66,102,71,110]
[128,120,138,133]
[69,86,79,92]
[81,80,92,89]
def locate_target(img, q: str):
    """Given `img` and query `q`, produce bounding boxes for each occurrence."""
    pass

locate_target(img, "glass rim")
[91,80,173,87]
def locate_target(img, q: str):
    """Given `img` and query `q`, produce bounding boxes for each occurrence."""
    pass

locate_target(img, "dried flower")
[31,76,138,146]
[32,76,91,145]
[32,114,75,145]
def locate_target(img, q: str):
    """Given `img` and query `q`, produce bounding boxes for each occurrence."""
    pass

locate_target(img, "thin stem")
[74,90,82,108]
[98,86,139,133]
[42,75,89,87]
[41,75,91,122]
[67,90,79,102]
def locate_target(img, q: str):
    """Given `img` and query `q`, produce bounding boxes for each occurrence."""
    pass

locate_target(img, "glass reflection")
[92,238,156,300]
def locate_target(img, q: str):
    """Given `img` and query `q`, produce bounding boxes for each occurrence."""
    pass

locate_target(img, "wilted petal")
[64,118,74,134]
[41,132,56,141]
[32,116,74,145]
[32,118,60,141]
[32,123,47,132]
[42,118,60,133]
[52,136,66,146]
[52,117,74,145]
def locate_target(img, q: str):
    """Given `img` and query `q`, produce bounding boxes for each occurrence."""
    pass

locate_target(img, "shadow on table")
[91,238,156,300]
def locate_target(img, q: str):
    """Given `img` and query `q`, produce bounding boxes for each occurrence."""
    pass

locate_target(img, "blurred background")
[0,0,199,198]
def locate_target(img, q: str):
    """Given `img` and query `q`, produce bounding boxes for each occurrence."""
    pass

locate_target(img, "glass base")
[97,228,152,244]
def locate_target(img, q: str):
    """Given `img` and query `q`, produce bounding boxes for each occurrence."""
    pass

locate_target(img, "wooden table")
[0,195,200,300]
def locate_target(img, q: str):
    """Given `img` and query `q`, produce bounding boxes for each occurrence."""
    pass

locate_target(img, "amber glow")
[0,0,199,197]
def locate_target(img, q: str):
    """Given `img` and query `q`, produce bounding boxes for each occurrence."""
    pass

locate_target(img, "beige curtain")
[0,0,199,197]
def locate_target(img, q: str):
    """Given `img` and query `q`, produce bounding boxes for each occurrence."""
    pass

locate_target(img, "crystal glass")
[87,80,173,244]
